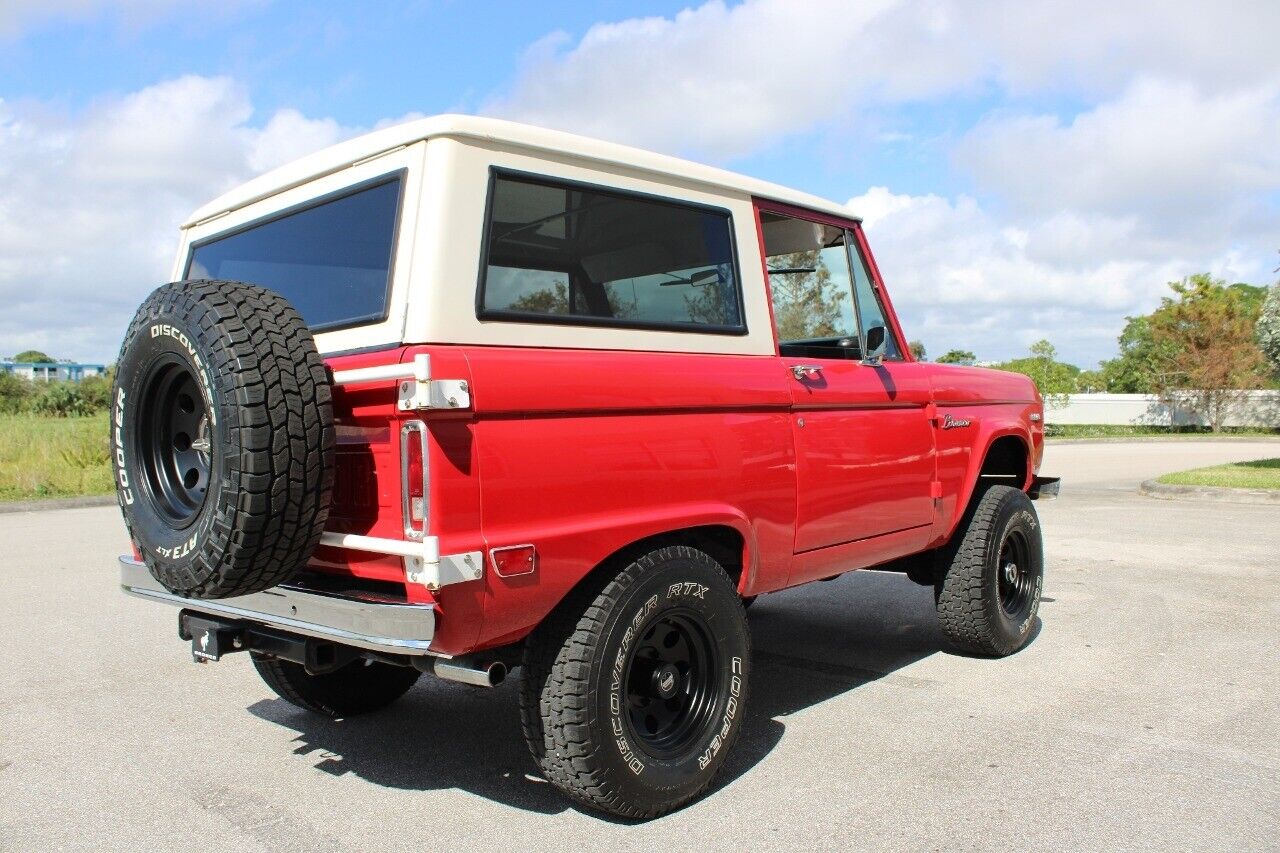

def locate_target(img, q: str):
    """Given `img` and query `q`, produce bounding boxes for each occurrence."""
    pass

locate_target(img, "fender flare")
[943,425,1033,543]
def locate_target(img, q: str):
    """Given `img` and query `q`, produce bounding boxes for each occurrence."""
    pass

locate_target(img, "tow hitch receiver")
[180,612,245,662]
[178,610,358,672]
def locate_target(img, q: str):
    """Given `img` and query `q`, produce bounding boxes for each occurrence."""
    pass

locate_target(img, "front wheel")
[935,485,1044,656]
[519,545,750,819]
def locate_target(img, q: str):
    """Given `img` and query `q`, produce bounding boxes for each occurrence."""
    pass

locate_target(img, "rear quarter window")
[477,170,745,334]
[186,175,403,331]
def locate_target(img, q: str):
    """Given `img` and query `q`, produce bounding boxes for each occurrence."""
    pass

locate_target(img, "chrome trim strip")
[118,557,436,655]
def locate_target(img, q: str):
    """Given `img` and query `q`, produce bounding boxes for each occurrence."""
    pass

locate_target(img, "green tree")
[1258,283,1280,374]
[936,349,976,365]
[908,340,927,361]
[12,349,54,363]
[992,339,1079,406]
[1103,279,1272,394]
[768,250,847,341]
[1099,314,1171,393]
[1146,274,1269,431]
[1074,369,1107,393]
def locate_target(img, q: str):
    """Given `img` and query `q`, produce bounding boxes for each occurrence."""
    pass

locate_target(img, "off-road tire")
[113,279,334,599]
[252,654,420,717]
[935,485,1044,656]
[519,546,751,819]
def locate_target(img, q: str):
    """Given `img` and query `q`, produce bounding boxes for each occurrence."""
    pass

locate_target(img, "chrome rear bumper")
[118,557,436,656]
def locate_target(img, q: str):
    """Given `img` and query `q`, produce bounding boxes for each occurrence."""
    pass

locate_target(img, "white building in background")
[1046,392,1280,428]
[0,361,106,382]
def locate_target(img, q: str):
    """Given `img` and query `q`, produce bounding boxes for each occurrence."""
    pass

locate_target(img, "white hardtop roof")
[183,114,860,228]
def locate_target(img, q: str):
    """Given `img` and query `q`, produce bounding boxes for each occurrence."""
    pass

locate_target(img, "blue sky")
[2,0,1277,366]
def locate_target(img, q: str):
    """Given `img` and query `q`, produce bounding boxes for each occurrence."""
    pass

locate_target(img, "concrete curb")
[0,495,118,514]
[1139,479,1280,505]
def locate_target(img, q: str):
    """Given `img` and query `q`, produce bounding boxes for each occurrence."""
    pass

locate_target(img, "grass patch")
[1157,458,1280,490]
[1047,424,1280,439]
[0,413,114,501]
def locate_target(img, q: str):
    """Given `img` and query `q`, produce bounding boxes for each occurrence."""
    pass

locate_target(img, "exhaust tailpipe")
[417,655,507,687]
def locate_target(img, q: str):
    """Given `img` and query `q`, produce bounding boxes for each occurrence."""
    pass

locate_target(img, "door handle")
[790,364,823,380]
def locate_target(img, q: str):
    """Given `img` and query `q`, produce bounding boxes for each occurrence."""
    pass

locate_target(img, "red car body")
[313,206,1043,658]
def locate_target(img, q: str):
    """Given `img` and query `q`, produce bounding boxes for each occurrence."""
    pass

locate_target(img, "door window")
[760,211,902,359]
[848,240,902,360]
[760,212,860,358]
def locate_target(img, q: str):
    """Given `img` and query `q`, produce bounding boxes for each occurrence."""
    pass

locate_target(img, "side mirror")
[863,325,887,365]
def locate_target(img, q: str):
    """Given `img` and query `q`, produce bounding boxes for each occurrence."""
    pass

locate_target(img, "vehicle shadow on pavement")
[245,570,946,820]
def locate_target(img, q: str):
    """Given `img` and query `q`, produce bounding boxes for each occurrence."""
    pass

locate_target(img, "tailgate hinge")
[330,354,470,411]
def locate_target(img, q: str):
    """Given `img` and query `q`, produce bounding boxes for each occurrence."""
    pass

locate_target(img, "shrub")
[78,370,114,411]
[30,382,94,417]
[0,372,34,414]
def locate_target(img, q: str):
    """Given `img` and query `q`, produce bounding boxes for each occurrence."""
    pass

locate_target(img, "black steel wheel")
[935,485,1044,656]
[997,528,1036,620]
[135,356,212,526]
[624,611,720,759]
[520,545,751,819]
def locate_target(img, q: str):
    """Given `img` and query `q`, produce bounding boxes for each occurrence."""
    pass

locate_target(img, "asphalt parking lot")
[2,440,1277,851]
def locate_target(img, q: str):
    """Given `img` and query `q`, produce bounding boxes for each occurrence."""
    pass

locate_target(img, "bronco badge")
[941,413,972,429]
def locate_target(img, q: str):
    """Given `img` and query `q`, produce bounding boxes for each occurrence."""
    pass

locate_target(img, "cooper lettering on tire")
[520,545,751,818]
[113,279,335,599]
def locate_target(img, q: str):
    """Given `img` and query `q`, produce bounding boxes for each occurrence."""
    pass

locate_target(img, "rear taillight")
[401,420,428,539]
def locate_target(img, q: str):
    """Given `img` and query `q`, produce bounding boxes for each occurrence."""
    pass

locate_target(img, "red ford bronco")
[114,115,1058,818]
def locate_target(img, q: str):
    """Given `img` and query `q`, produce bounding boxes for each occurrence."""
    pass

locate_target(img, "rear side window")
[186,176,402,331]
[478,171,744,333]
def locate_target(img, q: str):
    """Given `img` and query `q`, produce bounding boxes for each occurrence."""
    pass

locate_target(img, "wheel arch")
[474,513,757,653]
[944,429,1032,543]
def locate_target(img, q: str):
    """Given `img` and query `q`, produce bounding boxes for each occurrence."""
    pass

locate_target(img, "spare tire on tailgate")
[113,279,335,599]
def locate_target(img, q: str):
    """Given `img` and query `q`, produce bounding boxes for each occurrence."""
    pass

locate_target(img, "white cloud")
[956,79,1280,220]
[0,76,352,362]
[850,187,1261,366]
[486,0,1280,159]
[485,0,894,159]
[484,0,1280,364]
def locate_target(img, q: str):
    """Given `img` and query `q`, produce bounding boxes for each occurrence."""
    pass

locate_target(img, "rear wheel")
[251,654,420,717]
[935,485,1044,656]
[519,545,750,819]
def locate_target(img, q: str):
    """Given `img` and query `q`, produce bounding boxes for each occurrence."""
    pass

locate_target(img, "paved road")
[2,441,1277,851]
